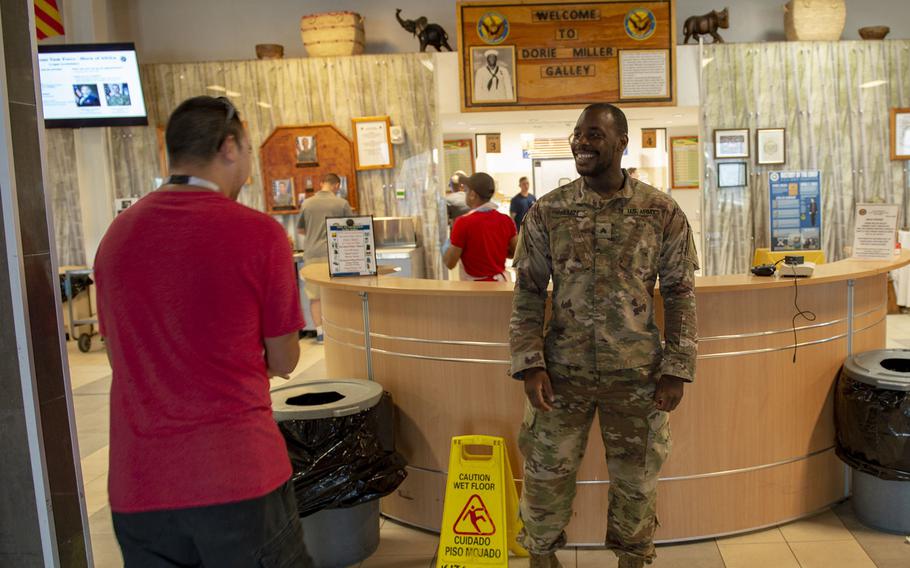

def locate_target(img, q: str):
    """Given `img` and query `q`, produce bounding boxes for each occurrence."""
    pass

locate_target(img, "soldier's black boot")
[529,552,562,568]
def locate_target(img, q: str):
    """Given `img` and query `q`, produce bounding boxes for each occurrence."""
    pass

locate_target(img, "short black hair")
[165,96,244,166]
[466,172,495,201]
[322,173,341,185]
[582,103,628,136]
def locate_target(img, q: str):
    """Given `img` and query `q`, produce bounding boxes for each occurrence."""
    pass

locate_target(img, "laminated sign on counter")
[436,436,527,568]
[326,215,377,277]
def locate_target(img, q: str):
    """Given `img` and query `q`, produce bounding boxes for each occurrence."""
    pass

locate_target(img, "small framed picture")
[717,161,747,188]
[757,128,786,165]
[891,108,910,160]
[470,45,517,104]
[270,178,296,211]
[295,135,318,166]
[714,129,749,159]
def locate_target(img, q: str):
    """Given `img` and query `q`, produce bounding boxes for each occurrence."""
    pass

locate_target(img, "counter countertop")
[300,250,910,296]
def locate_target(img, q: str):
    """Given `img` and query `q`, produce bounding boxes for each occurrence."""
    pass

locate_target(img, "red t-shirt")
[450,207,517,280]
[95,191,304,513]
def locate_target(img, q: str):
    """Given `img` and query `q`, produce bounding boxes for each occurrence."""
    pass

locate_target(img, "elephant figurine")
[683,7,729,43]
[395,9,453,52]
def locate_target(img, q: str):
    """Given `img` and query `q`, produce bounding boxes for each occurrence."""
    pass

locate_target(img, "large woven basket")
[784,0,846,41]
[300,11,365,57]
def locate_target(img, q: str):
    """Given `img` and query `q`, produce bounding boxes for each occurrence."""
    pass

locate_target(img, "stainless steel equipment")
[373,217,425,278]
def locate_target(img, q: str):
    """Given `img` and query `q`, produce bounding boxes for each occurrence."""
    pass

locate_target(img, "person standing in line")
[446,170,471,223]
[510,103,698,568]
[443,172,518,281]
[94,96,311,567]
[510,176,536,230]
[297,172,354,343]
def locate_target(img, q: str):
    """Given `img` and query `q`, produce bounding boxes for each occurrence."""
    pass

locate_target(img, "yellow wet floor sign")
[436,435,528,567]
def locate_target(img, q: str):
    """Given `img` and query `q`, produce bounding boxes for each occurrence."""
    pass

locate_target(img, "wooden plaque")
[458,0,676,112]
[259,124,358,215]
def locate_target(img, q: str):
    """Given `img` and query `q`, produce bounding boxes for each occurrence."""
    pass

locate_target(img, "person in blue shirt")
[509,176,536,230]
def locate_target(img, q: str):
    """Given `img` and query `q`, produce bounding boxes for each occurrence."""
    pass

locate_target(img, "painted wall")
[100,0,910,64]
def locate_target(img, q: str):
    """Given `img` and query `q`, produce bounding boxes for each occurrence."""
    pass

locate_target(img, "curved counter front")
[301,252,910,544]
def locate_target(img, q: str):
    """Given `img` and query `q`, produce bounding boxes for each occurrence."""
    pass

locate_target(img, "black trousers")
[112,480,311,568]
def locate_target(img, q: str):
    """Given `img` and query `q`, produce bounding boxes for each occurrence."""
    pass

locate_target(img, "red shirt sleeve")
[450,215,468,249]
[261,224,305,338]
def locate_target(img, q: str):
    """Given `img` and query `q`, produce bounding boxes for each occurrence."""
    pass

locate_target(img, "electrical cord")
[787,263,817,363]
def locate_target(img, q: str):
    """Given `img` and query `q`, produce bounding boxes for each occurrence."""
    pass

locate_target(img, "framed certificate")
[669,136,699,189]
[352,116,394,170]
[717,161,747,188]
[891,108,910,160]
[756,128,786,165]
[714,128,749,159]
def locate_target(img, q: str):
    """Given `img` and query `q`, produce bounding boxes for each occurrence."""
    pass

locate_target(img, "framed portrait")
[295,135,318,166]
[714,129,749,159]
[717,161,747,188]
[757,128,786,165]
[470,45,517,104]
[270,178,296,211]
[891,108,910,160]
[352,116,394,170]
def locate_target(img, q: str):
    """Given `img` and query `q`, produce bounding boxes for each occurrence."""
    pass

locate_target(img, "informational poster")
[326,216,377,277]
[852,204,901,260]
[669,136,699,188]
[769,170,822,251]
[618,49,670,99]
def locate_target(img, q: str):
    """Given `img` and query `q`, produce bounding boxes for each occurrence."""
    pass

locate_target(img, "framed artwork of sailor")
[471,45,517,104]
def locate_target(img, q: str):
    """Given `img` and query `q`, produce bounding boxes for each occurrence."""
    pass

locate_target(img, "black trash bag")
[835,372,910,481]
[278,392,408,518]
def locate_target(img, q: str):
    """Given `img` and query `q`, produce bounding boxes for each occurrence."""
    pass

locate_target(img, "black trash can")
[271,379,407,567]
[835,349,910,533]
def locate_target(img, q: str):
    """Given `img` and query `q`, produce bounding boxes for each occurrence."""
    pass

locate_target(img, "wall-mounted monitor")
[37,42,148,128]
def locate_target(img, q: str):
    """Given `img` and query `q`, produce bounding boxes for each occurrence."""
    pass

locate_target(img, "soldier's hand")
[654,375,685,412]
[523,368,555,412]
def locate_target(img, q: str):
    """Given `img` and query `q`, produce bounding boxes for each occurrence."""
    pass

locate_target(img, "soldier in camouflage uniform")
[509,103,698,568]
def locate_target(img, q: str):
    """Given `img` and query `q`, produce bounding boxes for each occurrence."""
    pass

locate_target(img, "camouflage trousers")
[517,363,670,563]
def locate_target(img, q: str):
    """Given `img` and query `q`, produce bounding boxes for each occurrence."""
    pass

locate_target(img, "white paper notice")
[619,50,669,99]
[355,121,391,168]
[852,204,901,260]
[326,216,377,277]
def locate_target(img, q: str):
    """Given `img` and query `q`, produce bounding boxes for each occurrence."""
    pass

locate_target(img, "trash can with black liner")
[271,379,407,567]
[835,350,910,533]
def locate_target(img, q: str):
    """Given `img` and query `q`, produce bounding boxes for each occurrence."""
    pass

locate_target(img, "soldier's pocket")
[551,220,591,274]
[644,410,671,477]
[517,402,538,457]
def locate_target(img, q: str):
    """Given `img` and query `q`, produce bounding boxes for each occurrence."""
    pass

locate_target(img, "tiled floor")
[67,318,910,567]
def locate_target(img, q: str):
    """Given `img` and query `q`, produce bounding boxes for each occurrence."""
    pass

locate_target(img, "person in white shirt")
[474,50,514,102]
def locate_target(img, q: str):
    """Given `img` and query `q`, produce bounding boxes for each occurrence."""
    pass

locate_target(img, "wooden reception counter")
[300,252,910,544]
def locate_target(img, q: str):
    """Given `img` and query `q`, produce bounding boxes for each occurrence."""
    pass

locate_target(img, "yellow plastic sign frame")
[436,435,527,567]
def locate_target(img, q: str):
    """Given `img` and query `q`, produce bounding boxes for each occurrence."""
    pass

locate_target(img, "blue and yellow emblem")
[477,12,509,45]
[624,8,656,41]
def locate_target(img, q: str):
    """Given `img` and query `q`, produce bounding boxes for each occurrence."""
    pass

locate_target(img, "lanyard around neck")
[165,175,220,192]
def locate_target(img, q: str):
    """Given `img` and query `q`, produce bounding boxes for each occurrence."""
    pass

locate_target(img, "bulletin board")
[443,139,476,175]
[259,124,358,215]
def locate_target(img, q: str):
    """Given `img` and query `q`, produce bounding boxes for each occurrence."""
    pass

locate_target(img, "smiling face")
[570,107,628,177]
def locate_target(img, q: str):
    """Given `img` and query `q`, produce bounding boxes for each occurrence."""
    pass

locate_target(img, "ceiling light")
[860,80,887,89]
[225,90,241,97]
[206,85,226,92]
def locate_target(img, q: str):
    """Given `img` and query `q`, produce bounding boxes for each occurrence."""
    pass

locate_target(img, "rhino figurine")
[395,9,453,52]
[683,8,729,43]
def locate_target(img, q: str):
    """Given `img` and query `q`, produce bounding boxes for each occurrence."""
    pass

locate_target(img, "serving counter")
[300,252,910,544]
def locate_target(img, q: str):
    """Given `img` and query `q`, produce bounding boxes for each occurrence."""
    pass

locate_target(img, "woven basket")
[255,44,284,59]
[784,0,846,41]
[300,11,365,57]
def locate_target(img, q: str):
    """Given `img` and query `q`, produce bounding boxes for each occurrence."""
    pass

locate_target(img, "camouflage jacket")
[509,174,698,382]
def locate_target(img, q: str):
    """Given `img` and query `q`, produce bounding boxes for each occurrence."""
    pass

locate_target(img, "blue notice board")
[769,171,822,251]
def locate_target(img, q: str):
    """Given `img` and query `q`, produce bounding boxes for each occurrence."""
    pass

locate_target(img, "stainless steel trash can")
[836,350,910,534]
[271,379,385,568]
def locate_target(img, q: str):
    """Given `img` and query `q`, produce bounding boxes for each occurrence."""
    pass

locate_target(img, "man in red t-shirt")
[94,96,311,566]
[444,172,518,281]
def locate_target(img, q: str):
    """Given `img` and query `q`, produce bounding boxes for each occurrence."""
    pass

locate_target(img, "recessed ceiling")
[441,106,699,132]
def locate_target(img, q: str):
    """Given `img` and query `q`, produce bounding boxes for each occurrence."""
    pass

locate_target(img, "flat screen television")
[37,42,148,128]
